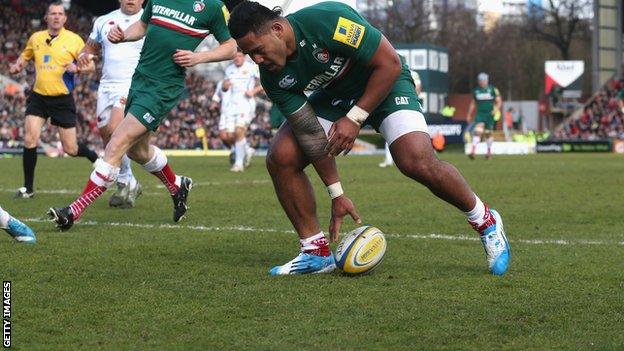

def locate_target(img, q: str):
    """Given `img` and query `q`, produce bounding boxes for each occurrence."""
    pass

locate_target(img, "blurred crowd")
[0,0,273,151]
[555,78,624,140]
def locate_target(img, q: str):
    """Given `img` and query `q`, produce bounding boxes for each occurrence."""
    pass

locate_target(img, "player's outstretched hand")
[173,49,199,67]
[107,25,125,43]
[329,195,361,243]
[326,116,360,157]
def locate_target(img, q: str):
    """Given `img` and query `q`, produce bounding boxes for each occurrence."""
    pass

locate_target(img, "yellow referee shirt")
[20,27,85,96]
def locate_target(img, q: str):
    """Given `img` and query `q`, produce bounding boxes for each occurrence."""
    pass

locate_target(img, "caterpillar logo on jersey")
[395,96,410,105]
[193,0,205,13]
[278,75,296,89]
[313,48,330,63]
[142,112,155,123]
[332,17,365,49]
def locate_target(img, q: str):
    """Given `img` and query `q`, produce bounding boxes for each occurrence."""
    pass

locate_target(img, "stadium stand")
[0,0,273,152]
[554,78,624,140]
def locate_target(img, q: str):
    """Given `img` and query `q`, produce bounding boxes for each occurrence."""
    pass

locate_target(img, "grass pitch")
[1,153,623,350]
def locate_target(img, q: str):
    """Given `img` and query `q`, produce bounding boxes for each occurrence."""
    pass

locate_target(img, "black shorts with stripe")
[25,92,77,129]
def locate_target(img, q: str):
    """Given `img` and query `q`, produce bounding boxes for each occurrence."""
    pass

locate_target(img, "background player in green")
[467,72,502,159]
[49,0,237,231]
[228,1,511,276]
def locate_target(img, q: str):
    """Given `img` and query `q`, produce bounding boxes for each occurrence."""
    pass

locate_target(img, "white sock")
[486,137,494,152]
[128,176,138,189]
[472,135,481,147]
[234,139,245,167]
[465,194,487,224]
[300,232,327,251]
[0,206,10,228]
[246,140,254,153]
[117,154,133,185]
[384,143,393,163]
[91,159,120,188]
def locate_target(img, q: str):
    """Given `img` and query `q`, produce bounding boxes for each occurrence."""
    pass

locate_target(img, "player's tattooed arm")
[287,103,360,241]
[287,102,328,161]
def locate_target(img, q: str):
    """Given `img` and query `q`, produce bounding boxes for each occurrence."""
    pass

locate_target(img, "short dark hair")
[223,0,245,12]
[228,1,282,40]
[47,1,64,14]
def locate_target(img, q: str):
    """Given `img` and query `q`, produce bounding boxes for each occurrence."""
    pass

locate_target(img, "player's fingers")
[348,207,362,224]
[344,141,354,155]
[330,138,346,156]
[330,216,343,242]
[326,124,337,147]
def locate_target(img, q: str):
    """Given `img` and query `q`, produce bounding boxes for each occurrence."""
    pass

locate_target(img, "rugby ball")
[335,226,387,275]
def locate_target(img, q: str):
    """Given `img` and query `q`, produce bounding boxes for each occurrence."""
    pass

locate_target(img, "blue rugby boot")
[3,216,36,244]
[470,206,511,276]
[269,253,336,276]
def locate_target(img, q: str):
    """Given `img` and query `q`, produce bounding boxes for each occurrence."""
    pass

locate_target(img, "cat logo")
[142,112,155,123]
[395,96,410,105]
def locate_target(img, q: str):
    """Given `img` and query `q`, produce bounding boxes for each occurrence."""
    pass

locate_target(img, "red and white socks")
[70,159,120,220]
[471,135,481,155]
[141,146,181,196]
[300,232,331,257]
[486,137,494,156]
[465,194,495,235]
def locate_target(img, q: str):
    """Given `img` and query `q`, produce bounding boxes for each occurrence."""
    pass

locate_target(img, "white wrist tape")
[327,182,344,199]
[346,105,369,125]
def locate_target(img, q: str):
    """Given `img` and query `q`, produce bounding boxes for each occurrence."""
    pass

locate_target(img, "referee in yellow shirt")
[9,1,98,198]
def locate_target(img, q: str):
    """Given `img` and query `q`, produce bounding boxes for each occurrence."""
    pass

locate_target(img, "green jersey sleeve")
[207,1,231,43]
[320,3,382,64]
[261,74,307,116]
[140,0,152,23]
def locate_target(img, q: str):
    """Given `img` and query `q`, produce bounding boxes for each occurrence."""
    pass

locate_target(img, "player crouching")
[229,1,510,276]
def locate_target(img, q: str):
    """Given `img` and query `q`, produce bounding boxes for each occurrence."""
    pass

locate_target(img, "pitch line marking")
[0,179,271,196]
[21,218,624,246]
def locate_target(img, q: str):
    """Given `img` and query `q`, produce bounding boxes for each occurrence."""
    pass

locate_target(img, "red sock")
[69,179,107,220]
[151,163,179,195]
[301,236,331,257]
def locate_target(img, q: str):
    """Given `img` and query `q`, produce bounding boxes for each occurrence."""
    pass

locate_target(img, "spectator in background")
[555,78,624,140]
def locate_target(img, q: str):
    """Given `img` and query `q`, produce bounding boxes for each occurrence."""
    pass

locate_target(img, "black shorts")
[25,92,77,129]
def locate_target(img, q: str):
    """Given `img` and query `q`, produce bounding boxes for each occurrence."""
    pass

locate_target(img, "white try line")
[0,179,272,196]
[21,218,624,246]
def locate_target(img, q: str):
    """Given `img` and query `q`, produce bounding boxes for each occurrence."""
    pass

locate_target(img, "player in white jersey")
[78,0,144,208]
[218,50,263,172]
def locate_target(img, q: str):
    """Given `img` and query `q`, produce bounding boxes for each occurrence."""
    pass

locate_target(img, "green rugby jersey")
[261,1,385,116]
[137,0,231,85]
[473,85,500,118]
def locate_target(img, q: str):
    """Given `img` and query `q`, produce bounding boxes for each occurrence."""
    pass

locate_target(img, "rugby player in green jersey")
[229,1,511,276]
[49,0,237,230]
[467,72,502,159]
